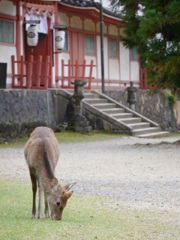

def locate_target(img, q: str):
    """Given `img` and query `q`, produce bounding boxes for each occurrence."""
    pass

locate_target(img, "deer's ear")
[61,190,65,197]
[63,182,76,191]
[51,178,58,187]
[67,191,73,199]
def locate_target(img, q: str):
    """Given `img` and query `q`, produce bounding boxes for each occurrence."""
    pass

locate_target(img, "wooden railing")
[11,55,51,89]
[56,59,95,89]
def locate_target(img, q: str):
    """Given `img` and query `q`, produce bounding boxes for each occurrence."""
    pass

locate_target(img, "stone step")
[63,90,170,138]
[92,103,117,109]
[112,112,133,119]
[127,122,150,130]
[121,117,142,124]
[136,131,170,138]
[82,90,170,137]
[132,127,161,136]
[102,108,125,114]
[84,93,99,99]
[84,98,108,104]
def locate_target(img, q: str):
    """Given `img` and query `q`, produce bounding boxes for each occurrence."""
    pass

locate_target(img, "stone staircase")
[82,90,169,138]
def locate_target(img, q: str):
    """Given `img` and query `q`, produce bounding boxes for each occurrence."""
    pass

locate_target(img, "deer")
[24,126,75,220]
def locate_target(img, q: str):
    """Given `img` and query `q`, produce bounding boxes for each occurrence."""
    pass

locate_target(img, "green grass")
[1,130,180,148]
[0,178,179,240]
[0,131,126,148]
[55,130,127,143]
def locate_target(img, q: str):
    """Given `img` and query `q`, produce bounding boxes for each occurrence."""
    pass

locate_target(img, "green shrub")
[166,93,176,108]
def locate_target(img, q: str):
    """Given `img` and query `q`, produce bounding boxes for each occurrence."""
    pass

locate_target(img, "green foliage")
[165,93,176,108]
[110,0,180,89]
[0,178,179,240]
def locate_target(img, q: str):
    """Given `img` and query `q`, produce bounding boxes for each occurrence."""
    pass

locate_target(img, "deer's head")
[48,178,75,220]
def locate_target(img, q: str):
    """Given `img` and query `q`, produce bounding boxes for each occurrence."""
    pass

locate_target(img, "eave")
[59,2,122,25]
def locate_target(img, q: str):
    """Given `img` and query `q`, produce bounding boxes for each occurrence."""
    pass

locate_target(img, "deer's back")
[24,127,59,173]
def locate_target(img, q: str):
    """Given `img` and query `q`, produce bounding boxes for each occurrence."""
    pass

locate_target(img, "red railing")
[56,59,95,89]
[11,55,51,89]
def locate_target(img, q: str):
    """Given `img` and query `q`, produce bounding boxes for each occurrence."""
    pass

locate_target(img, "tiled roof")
[60,0,121,20]
[61,0,99,8]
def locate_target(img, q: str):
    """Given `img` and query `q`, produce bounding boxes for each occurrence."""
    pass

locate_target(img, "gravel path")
[0,136,180,216]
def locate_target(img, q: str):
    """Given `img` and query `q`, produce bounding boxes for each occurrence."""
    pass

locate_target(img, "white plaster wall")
[0,46,16,84]
[0,46,16,72]
[57,53,70,87]
[0,0,16,16]
[58,53,70,77]
[85,56,97,78]
[130,61,139,81]
[51,65,55,87]
[120,42,129,81]
[109,59,119,80]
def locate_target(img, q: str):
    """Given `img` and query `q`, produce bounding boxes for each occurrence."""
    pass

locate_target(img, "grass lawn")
[0,131,127,148]
[1,130,180,149]
[0,178,179,240]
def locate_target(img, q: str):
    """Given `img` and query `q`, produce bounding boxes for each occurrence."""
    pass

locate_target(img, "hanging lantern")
[55,30,65,51]
[27,24,38,47]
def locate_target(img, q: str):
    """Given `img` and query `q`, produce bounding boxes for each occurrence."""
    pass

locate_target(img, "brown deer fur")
[24,126,74,220]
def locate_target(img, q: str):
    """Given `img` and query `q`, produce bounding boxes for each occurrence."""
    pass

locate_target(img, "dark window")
[130,47,138,60]
[109,39,118,58]
[0,20,14,44]
[84,36,94,55]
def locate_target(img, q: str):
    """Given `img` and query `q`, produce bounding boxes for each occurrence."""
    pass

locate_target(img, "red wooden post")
[75,60,78,80]
[82,60,86,79]
[11,55,15,88]
[37,55,42,88]
[20,56,24,88]
[27,55,33,89]
[68,59,71,87]
[44,55,50,89]
[88,60,93,89]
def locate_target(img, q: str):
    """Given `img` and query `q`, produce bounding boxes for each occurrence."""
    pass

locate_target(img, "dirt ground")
[0,135,180,226]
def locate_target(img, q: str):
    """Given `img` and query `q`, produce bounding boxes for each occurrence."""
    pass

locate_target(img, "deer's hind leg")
[30,171,37,219]
[38,181,43,219]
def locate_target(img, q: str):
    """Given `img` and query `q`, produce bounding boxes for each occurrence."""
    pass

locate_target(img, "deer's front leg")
[44,193,50,218]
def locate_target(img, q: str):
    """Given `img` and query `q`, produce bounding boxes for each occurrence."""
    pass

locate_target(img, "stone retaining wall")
[105,90,178,132]
[0,89,178,141]
[0,89,56,140]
